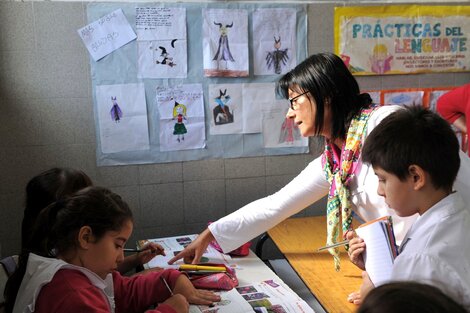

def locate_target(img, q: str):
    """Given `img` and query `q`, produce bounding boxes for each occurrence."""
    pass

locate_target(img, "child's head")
[31,186,134,278]
[22,167,93,249]
[5,186,133,310]
[358,281,466,313]
[362,106,460,214]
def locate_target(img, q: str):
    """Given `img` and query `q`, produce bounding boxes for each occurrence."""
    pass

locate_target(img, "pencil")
[123,247,162,254]
[317,240,349,251]
[160,277,174,296]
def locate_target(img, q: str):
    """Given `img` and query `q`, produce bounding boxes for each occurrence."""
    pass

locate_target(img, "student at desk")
[5,187,220,313]
[348,106,470,310]
[169,53,470,271]
[19,167,162,275]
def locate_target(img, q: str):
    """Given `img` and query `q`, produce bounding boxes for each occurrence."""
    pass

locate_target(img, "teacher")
[169,53,470,270]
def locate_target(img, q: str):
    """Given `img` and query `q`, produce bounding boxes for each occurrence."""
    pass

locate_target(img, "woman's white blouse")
[209,105,470,253]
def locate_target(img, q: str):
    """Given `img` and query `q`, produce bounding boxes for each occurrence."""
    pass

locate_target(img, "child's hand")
[346,231,366,270]
[173,275,221,305]
[347,272,374,306]
[137,242,166,265]
[162,294,189,313]
[347,290,362,305]
[359,271,375,300]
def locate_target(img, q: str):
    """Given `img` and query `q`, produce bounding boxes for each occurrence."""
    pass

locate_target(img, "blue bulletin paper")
[87,2,308,166]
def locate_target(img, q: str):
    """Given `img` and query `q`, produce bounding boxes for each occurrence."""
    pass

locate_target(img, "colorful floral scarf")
[321,105,378,271]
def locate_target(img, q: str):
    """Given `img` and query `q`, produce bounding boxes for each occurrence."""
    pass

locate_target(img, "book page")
[139,234,232,269]
[356,221,394,286]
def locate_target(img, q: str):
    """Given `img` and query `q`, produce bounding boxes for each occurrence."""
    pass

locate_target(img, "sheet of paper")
[77,9,136,61]
[95,83,150,153]
[202,9,249,77]
[190,279,314,313]
[383,90,424,107]
[156,84,206,152]
[190,288,253,313]
[136,7,187,78]
[142,234,232,270]
[356,221,394,286]
[242,83,276,134]
[262,100,308,148]
[252,8,297,76]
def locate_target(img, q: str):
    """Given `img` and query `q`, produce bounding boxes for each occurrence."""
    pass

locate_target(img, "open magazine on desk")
[138,234,232,269]
[190,279,315,313]
[138,235,315,313]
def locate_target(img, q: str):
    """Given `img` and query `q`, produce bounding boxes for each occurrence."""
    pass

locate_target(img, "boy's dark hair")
[276,52,372,141]
[362,106,460,191]
[5,186,132,313]
[22,167,93,249]
[358,281,466,313]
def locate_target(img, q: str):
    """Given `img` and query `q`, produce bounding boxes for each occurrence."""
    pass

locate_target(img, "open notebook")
[355,216,398,286]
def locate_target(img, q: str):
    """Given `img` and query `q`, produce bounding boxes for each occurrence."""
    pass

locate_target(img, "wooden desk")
[267,216,362,313]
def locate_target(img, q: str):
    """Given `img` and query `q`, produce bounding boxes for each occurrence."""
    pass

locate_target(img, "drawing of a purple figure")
[266,36,289,74]
[156,39,177,67]
[213,89,234,125]
[110,96,123,122]
[213,21,235,69]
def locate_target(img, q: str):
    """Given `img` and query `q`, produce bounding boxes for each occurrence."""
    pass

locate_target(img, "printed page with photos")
[190,279,315,313]
[138,234,232,269]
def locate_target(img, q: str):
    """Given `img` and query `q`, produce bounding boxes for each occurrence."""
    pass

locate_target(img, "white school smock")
[391,193,470,311]
[209,105,470,253]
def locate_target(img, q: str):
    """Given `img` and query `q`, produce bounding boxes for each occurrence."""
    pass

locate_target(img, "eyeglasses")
[288,91,309,110]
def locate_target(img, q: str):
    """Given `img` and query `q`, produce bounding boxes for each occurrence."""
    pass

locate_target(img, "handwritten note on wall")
[77,9,137,61]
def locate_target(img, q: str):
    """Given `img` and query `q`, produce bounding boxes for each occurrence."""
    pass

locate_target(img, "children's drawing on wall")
[209,84,243,135]
[155,39,177,67]
[279,117,301,144]
[209,83,276,135]
[212,22,235,69]
[383,90,424,107]
[136,7,187,78]
[369,44,393,74]
[262,100,308,148]
[172,101,187,142]
[95,83,150,154]
[203,9,248,77]
[252,8,296,76]
[156,84,205,152]
[266,36,289,75]
[110,96,123,122]
[213,89,234,125]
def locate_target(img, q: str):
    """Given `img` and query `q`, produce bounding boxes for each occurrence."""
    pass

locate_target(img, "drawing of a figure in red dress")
[279,117,300,144]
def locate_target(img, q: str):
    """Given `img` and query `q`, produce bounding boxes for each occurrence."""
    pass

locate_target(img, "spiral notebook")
[355,216,398,286]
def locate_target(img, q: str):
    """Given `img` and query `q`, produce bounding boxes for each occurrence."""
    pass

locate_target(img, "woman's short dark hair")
[358,282,467,313]
[276,52,372,140]
[362,106,460,191]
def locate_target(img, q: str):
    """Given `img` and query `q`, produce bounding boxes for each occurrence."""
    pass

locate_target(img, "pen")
[179,264,226,272]
[160,277,174,296]
[317,240,349,251]
[123,246,163,254]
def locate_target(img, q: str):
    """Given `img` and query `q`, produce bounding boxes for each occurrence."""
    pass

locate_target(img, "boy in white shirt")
[347,105,470,310]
